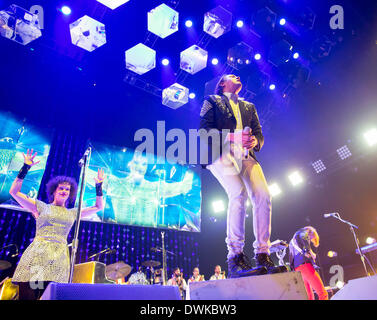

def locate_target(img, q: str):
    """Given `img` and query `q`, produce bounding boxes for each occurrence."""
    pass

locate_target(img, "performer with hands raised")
[9,149,106,300]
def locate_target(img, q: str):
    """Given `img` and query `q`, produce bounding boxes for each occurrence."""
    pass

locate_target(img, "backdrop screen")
[0,112,51,205]
[79,144,202,232]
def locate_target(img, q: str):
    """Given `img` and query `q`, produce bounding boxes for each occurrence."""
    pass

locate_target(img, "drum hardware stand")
[161,231,167,285]
[330,212,370,277]
[68,147,91,283]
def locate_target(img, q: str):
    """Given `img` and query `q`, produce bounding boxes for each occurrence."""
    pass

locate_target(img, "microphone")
[243,126,252,158]
[324,213,338,218]
[79,147,91,167]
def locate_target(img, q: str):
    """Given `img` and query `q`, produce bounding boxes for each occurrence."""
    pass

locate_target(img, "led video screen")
[79,143,202,232]
[0,112,51,205]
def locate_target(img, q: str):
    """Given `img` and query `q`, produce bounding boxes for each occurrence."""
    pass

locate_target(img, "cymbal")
[141,260,161,268]
[0,260,11,271]
[105,261,132,280]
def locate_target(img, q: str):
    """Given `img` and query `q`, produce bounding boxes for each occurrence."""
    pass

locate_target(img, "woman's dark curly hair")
[46,176,78,207]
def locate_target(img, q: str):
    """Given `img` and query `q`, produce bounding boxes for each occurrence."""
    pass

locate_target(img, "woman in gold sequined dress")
[9,149,105,300]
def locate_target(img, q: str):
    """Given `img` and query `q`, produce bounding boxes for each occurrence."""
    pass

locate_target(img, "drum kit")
[104,260,164,285]
[0,260,12,271]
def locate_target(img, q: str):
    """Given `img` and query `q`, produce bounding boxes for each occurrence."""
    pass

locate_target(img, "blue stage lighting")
[189,92,196,99]
[161,58,170,66]
[293,52,299,59]
[211,58,219,65]
[254,53,261,60]
[269,84,276,90]
[185,20,193,27]
[61,6,72,15]
[279,18,286,25]
[236,20,244,28]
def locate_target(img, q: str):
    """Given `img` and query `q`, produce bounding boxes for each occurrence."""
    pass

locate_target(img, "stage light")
[189,92,196,99]
[288,171,303,186]
[279,18,286,25]
[212,200,225,213]
[70,16,106,52]
[211,58,219,65]
[269,183,282,197]
[148,3,179,39]
[312,160,326,173]
[364,128,377,146]
[327,251,338,258]
[185,20,193,27]
[269,84,276,90]
[366,237,376,245]
[254,53,261,60]
[161,58,170,66]
[61,6,72,15]
[246,199,250,207]
[236,20,244,28]
[180,45,208,75]
[293,52,299,59]
[204,5,232,38]
[336,281,345,289]
[337,145,352,160]
[125,43,156,75]
[162,83,189,109]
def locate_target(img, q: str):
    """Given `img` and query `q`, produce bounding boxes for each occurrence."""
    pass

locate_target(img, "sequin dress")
[12,200,77,283]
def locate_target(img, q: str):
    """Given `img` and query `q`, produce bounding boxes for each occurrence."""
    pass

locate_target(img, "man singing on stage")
[199,74,287,278]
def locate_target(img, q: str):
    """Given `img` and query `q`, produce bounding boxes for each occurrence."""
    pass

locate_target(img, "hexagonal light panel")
[147,3,179,39]
[180,45,208,75]
[162,83,189,109]
[203,5,232,38]
[0,4,42,45]
[96,0,130,10]
[69,15,106,52]
[125,43,156,75]
[227,42,253,69]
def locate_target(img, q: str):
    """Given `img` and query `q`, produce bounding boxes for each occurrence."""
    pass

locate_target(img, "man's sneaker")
[228,253,267,278]
[255,253,288,274]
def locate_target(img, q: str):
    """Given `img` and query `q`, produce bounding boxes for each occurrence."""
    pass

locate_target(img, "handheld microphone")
[79,147,91,167]
[243,126,252,157]
[324,213,337,218]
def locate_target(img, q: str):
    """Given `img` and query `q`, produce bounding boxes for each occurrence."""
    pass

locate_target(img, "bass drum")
[128,272,149,285]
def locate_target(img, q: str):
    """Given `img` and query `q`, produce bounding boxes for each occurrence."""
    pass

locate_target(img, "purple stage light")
[161,58,170,66]
[211,58,219,65]
[254,53,261,60]
[279,18,286,25]
[293,52,299,59]
[189,92,196,99]
[269,84,276,90]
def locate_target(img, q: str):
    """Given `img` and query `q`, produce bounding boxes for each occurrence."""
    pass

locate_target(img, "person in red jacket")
[289,226,328,300]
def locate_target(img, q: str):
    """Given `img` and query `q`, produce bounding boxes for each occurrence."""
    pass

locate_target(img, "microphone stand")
[331,213,369,277]
[68,147,91,283]
[89,248,112,261]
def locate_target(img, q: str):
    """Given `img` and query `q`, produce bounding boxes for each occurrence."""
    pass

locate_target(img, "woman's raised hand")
[95,168,105,184]
[22,149,40,167]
